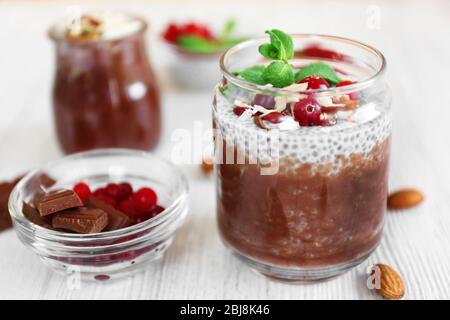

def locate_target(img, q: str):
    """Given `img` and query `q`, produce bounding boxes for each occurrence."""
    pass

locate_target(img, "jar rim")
[47,11,148,44]
[219,33,386,97]
[8,148,189,243]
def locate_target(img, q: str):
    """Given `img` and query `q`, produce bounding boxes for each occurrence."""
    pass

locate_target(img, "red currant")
[293,97,324,126]
[73,182,91,202]
[132,187,157,213]
[298,76,330,90]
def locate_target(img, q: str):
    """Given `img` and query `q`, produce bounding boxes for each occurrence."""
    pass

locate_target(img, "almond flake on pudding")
[66,15,103,40]
[277,117,300,130]
[316,96,346,108]
[234,100,275,117]
[283,82,308,92]
[252,105,276,116]
[238,109,253,122]
[234,100,249,108]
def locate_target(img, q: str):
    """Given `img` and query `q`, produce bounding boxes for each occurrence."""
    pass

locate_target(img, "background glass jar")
[213,34,391,282]
[49,13,161,154]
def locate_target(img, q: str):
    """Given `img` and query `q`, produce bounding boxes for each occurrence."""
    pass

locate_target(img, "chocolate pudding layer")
[216,138,390,268]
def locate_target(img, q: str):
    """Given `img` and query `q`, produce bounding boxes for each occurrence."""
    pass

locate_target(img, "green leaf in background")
[259,29,294,62]
[261,61,295,88]
[177,20,248,54]
[235,65,267,85]
[220,37,250,48]
[177,36,221,54]
[294,62,341,84]
[220,19,236,39]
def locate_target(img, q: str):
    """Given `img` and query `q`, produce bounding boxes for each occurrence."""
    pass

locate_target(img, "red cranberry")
[118,199,136,216]
[336,80,359,100]
[293,97,324,126]
[301,45,347,61]
[147,205,165,219]
[73,182,91,202]
[105,183,120,199]
[162,23,180,43]
[94,275,110,281]
[261,112,282,124]
[336,80,355,87]
[129,205,164,224]
[117,182,133,201]
[233,106,247,116]
[180,22,214,40]
[93,187,106,197]
[252,94,275,109]
[299,76,330,90]
[95,194,117,208]
[132,187,158,213]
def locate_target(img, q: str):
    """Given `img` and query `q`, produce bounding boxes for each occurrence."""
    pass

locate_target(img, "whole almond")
[371,264,405,300]
[387,188,424,210]
[201,158,214,175]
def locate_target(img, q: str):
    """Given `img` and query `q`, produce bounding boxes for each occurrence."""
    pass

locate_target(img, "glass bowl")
[164,43,222,90]
[8,149,189,282]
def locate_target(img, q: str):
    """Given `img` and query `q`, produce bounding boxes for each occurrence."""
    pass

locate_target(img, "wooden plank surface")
[0,0,449,299]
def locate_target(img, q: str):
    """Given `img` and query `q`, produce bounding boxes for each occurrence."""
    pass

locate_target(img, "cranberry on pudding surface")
[213,31,391,281]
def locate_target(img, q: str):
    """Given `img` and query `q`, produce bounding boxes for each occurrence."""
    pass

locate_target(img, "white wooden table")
[1,0,449,300]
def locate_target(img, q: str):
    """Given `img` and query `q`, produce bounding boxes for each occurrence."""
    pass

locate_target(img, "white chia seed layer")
[213,86,391,172]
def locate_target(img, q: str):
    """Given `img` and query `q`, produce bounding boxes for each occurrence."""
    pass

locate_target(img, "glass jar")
[49,13,161,154]
[213,34,391,282]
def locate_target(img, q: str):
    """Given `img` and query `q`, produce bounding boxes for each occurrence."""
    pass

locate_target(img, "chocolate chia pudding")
[49,12,161,154]
[213,33,391,281]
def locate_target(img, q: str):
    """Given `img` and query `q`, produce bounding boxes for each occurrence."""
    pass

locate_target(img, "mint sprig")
[294,62,341,85]
[261,61,294,88]
[234,29,341,89]
[259,29,294,62]
[234,65,266,85]
[235,29,295,88]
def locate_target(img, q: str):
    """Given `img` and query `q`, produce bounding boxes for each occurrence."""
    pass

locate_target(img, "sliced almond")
[371,264,405,300]
[387,188,424,210]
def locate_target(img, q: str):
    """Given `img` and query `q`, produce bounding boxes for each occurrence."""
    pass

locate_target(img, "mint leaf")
[259,29,294,62]
[177,36,220,53]
[258,44,280,60]
[294,62,341,84]
[235,65,267,85]
[261,61,294,88]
